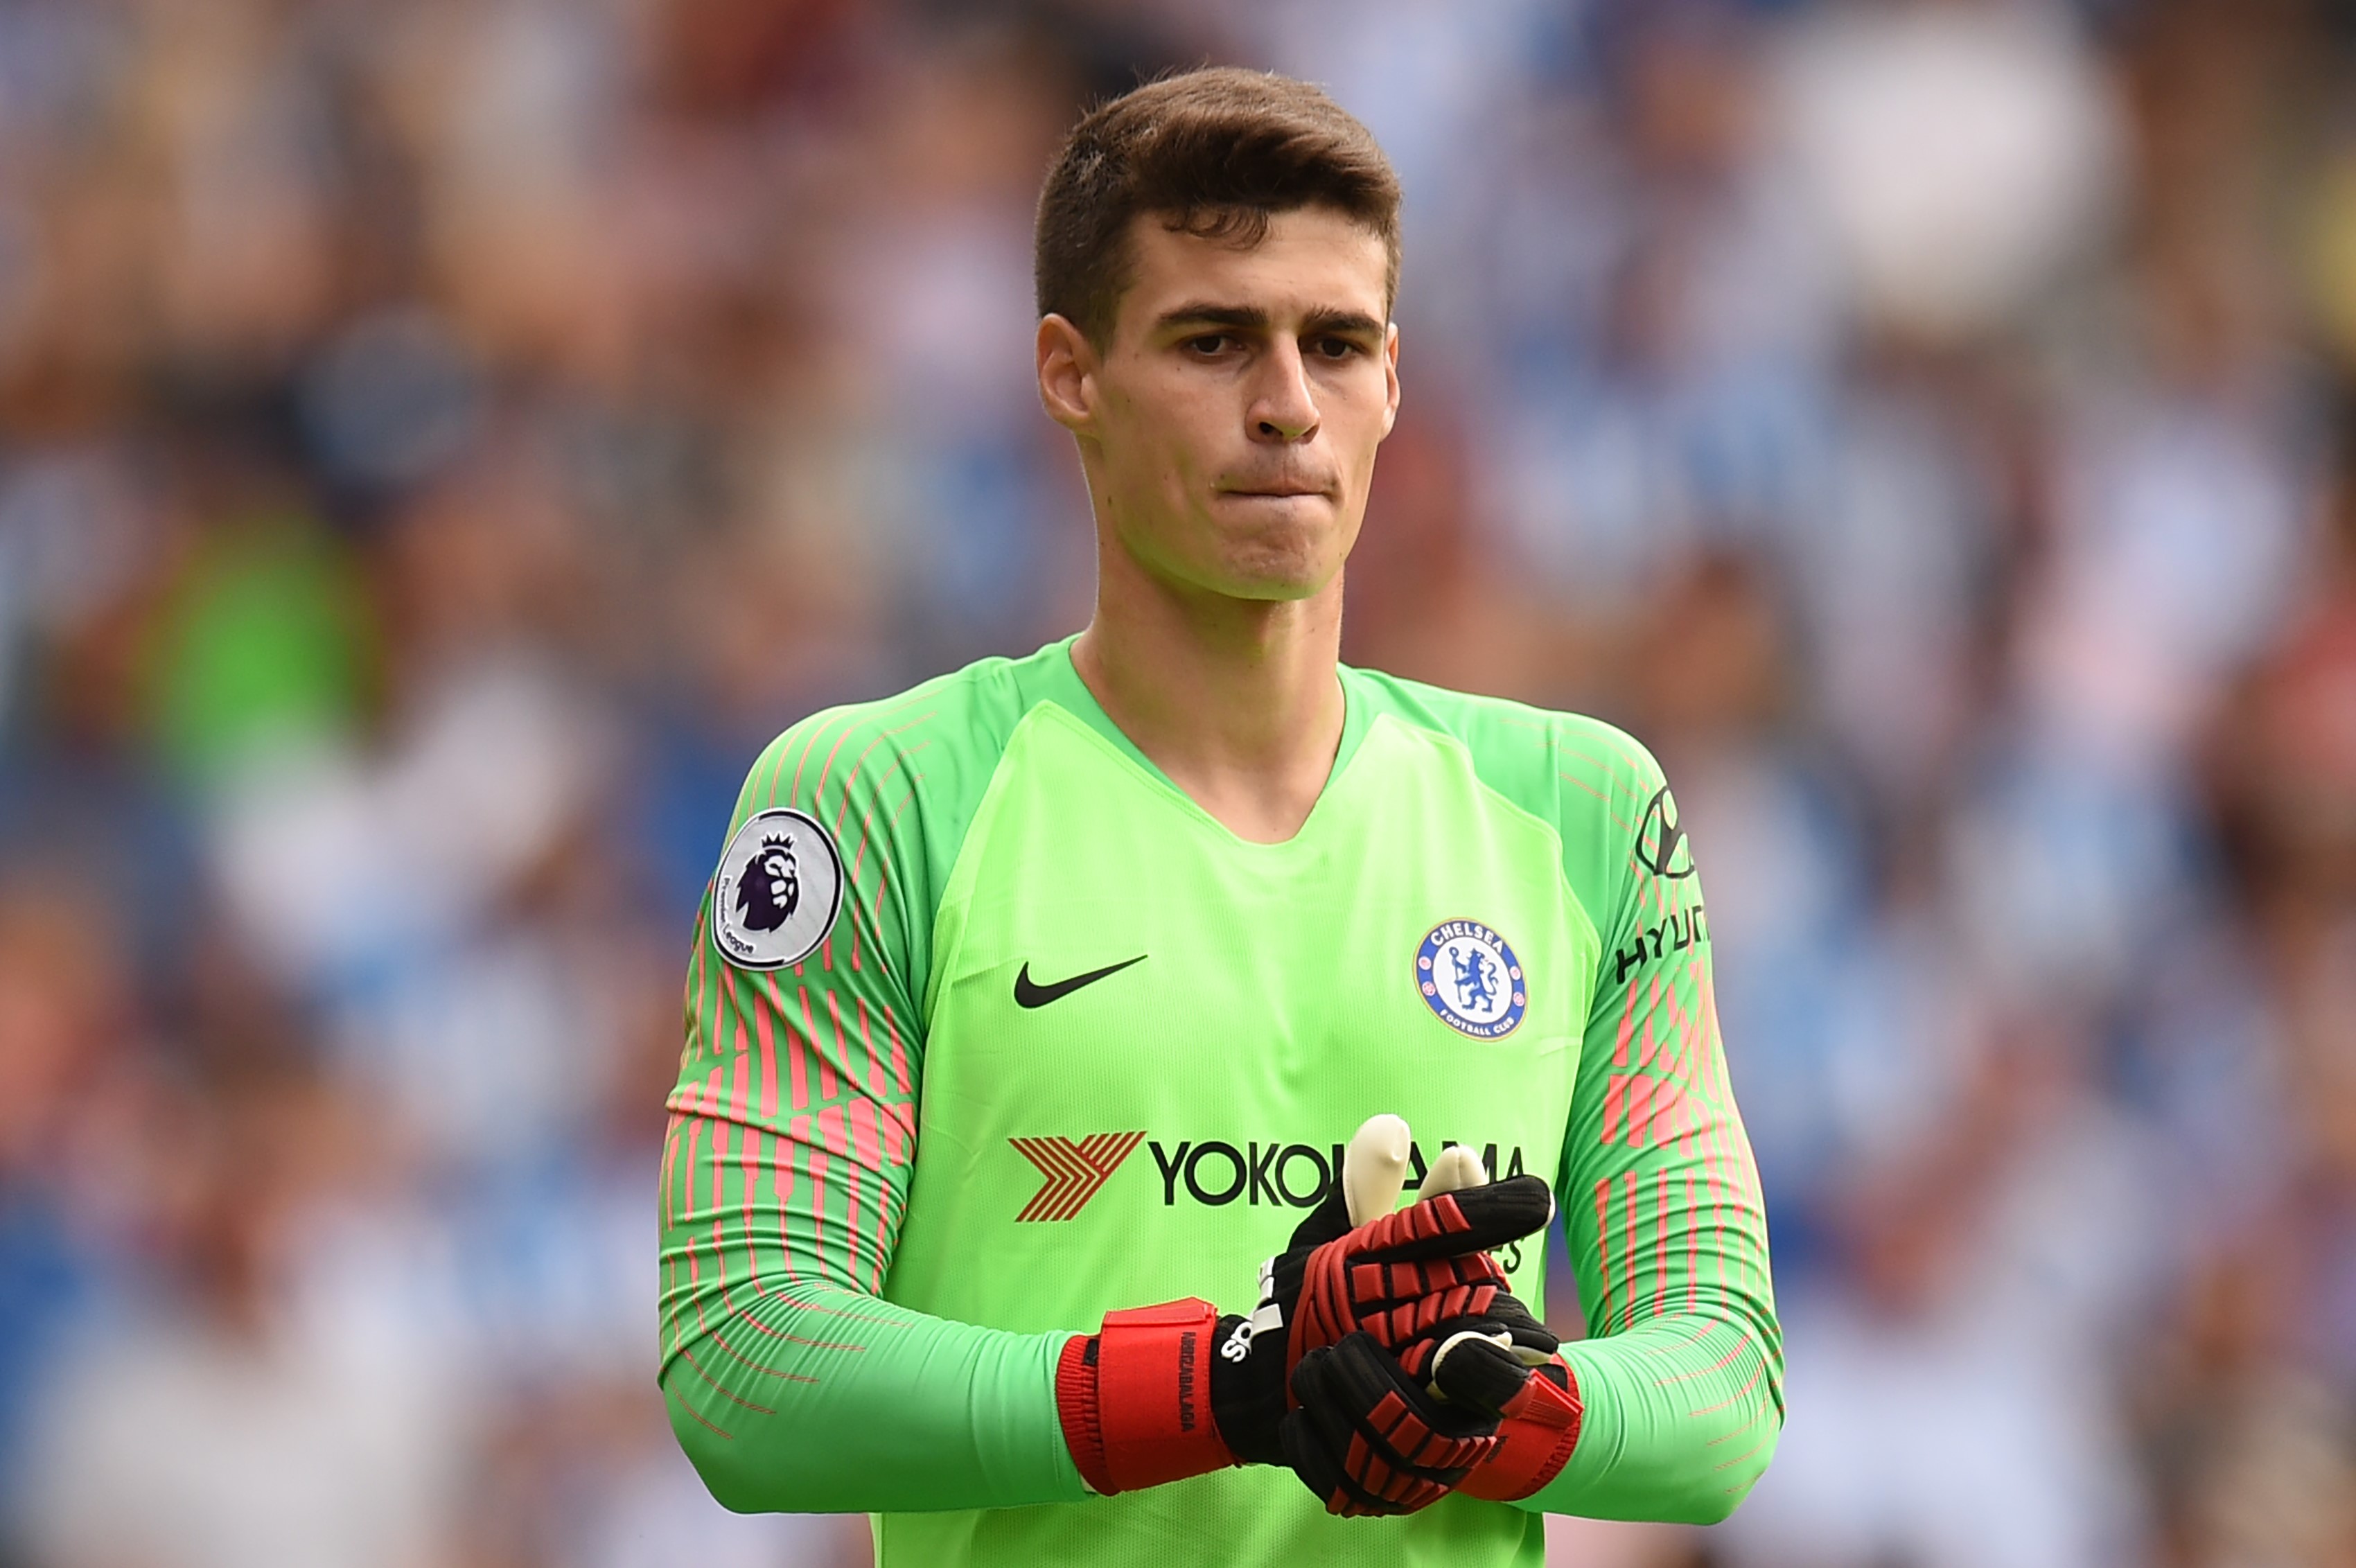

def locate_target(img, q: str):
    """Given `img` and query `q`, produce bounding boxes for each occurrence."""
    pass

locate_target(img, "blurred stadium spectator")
[3,1,2355,1565]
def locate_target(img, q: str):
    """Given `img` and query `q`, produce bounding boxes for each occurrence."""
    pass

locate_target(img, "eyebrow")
[1154,303,1387,340]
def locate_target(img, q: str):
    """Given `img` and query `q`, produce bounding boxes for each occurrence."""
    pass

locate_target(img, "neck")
[1072,543,1346,845]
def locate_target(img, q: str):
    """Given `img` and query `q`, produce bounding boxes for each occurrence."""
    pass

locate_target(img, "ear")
[1380,320,1400,439]
[1037,313,1098,432]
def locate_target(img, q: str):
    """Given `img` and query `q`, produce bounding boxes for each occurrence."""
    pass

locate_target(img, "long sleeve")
[657,712,1089,1514]
[1520,746,1784,1524]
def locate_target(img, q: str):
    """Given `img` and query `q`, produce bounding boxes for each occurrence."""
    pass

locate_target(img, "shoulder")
[710,648,1068,976]
[1345,666,1669,827]
[732,646,1059,826]
[1346,667,1684,941]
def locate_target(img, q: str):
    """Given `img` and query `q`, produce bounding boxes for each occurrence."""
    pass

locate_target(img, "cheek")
[1106,384,1209,488]
[1333,373,1394,453]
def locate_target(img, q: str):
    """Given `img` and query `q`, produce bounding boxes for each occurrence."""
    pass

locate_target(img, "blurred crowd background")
[3,0,2355,1565]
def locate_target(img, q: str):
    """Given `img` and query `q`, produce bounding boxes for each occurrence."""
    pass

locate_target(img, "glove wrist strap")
[1055,1298,1234,1495]
[1459,1357,1584,1501]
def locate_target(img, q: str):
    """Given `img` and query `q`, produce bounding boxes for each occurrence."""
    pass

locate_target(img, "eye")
[1311,336,1362,360]
[1185,333,1236,356]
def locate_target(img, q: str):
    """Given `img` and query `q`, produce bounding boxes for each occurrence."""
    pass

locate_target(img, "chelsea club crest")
[1415,919,1527,1039]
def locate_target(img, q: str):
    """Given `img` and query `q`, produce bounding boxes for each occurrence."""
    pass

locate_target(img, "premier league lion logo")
[712,807,841,971]
[733,834,800,933]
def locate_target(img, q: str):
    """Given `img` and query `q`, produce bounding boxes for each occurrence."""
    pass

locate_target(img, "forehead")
[1114,206,1391,337]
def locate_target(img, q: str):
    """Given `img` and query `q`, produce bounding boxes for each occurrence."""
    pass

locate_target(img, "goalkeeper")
[659,66,1781,1566]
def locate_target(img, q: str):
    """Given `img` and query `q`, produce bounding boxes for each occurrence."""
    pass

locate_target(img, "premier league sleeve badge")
[712,807,843,969]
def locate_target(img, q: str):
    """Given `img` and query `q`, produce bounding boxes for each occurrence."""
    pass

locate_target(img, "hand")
[1371,1132,1585,1504]
[1211,1117,1556,1465]
[1271,1303,1581,1522]
[1280,1332,1503,1517]
[1271,1128,1578,1513]
[1054,1115,1556,1496]
[1425,1332,1585,1502]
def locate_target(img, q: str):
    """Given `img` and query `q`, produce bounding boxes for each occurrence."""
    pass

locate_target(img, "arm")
[1520,749,1783,1524]
[658,721,1089,1514]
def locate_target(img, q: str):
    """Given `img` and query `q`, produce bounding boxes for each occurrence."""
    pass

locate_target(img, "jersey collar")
[1032,634,1375,843]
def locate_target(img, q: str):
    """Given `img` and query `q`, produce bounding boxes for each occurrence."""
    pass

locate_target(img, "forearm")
[658,1107,1089,1513]
[1520,1292,1781,1524]
[660,1276,1086,1513]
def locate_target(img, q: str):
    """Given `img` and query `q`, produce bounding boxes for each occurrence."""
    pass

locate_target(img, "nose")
[1248,340,1319,443]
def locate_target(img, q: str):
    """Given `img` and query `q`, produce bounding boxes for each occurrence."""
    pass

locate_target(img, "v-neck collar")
[1031,634,1373,847]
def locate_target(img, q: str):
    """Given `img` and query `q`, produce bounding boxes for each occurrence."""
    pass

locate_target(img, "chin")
[1217,571,1326,604]
[1120,493,1356,603]
[1211,535,1342,602]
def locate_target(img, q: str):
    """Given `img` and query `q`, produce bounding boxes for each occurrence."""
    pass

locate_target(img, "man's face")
[1039,205,1399,602]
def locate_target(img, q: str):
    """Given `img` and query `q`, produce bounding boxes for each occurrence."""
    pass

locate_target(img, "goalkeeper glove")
[1426,1334,1584,1501]
[1281,1330,1504,1516]
[1400,1143,1585,1502]
[1054,1116,1555,1496]
[1215,1133,1557,1465]
[1271,1134,1572,1515]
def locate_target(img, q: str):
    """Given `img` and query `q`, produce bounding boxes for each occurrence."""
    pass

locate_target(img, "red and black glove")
[1055,1120,1556,1495]
[1274,1136,1581,1512]
[1280,1172,1558,1384]
[1055,1297,1234,1495]
[1425,1329,1585,1501]
[1206,1149,1555,1469]
[1279,1332,1504,1516]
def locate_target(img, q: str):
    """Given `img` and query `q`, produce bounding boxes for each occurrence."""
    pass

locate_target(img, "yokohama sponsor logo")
[1009,1131,1530,1223]
[1148,1138,1530,1208]
[1008,1131,1147,1221]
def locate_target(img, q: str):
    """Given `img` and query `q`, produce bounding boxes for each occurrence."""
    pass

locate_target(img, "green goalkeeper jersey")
[659,637,1780,1566]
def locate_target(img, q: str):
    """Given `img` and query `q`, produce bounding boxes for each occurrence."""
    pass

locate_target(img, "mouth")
[1220,482,1333,501]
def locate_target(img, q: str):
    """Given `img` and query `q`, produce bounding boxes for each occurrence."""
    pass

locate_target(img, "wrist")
[1055,1299,1236,1495]
[1207,1313,1285,1465]
[1457,1357,1583,1501]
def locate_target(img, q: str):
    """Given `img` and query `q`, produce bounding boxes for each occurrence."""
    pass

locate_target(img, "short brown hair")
[1035,67,1403,346]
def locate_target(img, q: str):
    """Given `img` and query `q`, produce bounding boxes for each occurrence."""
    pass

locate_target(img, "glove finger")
[1278,1404,1385,1515]
[1283,1350,1422,1517]
[1426,1333,1533,1417]
[1351,1175,1556,1264]
[1278,1408,1442,1517]
[1288,1339,1488,1515]
[1421,1141,1488,1198]
[1388,1301,1558,1380]
[1287,1113,1411,1253]
[1301,1257,1521,1369]
[1340,1113,1412,1226]
[1285,1177,1356,1254]
[1480,1292,1561,1357]
[1369,1283,1500,1350]
[1299,1332,1503,1452]
[1348,1252,1507,1310]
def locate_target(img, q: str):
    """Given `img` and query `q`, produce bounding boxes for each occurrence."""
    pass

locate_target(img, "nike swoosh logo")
[1014,955,1148,1009]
